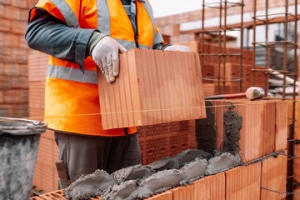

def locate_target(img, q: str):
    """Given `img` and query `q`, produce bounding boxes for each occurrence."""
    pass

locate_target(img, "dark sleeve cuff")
[153,43,172,50]
[75,29,95,71]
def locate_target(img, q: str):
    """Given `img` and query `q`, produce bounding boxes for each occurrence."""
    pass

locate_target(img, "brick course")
[0,0,34,118]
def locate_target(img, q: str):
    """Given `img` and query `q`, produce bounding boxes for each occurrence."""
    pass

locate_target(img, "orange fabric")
[107,0,136,42]
[136,2,154,47]
[107,0,154,47]
[31,0,155,136]
[31,0,66,23]
[45,77,137,136]
[46,57,137,136]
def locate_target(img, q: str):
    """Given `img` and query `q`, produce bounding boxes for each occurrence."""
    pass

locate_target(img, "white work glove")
[164,45,190,52]
[91,36,126,83]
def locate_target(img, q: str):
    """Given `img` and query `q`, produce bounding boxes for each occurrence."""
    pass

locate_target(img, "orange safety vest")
[29,0,163,136]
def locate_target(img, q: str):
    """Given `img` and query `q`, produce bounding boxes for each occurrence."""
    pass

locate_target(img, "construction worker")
[25,0,189,189]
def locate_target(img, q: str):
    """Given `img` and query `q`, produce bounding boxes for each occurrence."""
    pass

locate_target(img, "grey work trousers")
[54,131,142,188]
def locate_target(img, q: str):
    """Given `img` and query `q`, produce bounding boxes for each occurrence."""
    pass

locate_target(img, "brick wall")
[0,0,36,117]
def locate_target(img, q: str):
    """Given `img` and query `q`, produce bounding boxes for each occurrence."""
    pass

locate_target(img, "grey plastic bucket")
[0,117,47,200]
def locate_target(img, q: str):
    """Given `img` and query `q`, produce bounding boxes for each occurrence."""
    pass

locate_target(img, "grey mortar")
[205,152,241,175]
[195,101,217,154]
[64,169,117,200]
[222,104,242,155]
[111,164,155,183]
[135,169,185,199]
[64,149,240,200]
[101,180,139,200]
[180,158,208,184]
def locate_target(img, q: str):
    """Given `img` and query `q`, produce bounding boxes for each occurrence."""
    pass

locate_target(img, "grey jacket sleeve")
[25,9,95,70]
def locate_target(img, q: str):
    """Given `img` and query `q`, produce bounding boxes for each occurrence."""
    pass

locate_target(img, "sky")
[149,0,202,17]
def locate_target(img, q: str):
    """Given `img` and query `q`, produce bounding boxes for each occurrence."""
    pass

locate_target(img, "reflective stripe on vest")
[47,65,98,84]
[49,0,78,27]
[97,0,155,49]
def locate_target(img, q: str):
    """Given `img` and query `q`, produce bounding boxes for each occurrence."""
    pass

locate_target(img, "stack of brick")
[28,51,58,192]
[181,41,265,96]
[30,98,291,200]
[0,0,36,117]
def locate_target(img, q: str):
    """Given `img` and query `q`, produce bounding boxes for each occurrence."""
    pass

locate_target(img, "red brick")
[0,47,12,61]
[225,161,261,200]
[11,47,28,63]
[0,63,4,75]
[294,144,300,183]
[19,34,29,48]
[10,76,28,89]
[0,5,4,18]
[4,63,20,76]
[19,64,29,76]
[261,152,287,200]
[193,172,225,200]
[11,0,27,8]
[4,6,21,20]
[11,20,26,34]
[27,0,37,8]
[0,0,10,6]
[145,190,172,200]
[0,90,3,103]
[4,89,28,103]
[0,18,11,32]
[0,33,20,47]
[0,75,11,89]
[0,104,14,117]
[172,184,194,200]
[11,103,29,117]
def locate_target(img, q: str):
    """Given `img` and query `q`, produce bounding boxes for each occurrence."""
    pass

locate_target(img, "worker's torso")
[34,0,159,136]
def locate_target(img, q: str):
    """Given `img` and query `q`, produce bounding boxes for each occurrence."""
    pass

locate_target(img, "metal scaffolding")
[200,0,299,199]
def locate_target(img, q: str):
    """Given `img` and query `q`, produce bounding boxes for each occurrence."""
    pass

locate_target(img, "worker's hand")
[91,36,126,83]
[164,45,190,52]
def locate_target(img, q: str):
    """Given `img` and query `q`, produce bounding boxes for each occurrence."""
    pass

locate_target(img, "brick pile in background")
[138,120,196,165]
[181,41,265,96]
[28,51,58,193]
[154,1,298,44]
[0,0,37,117]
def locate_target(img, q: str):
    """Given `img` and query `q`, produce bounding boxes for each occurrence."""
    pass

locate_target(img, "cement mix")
[64,169,117,200]
[64,149,240,200]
